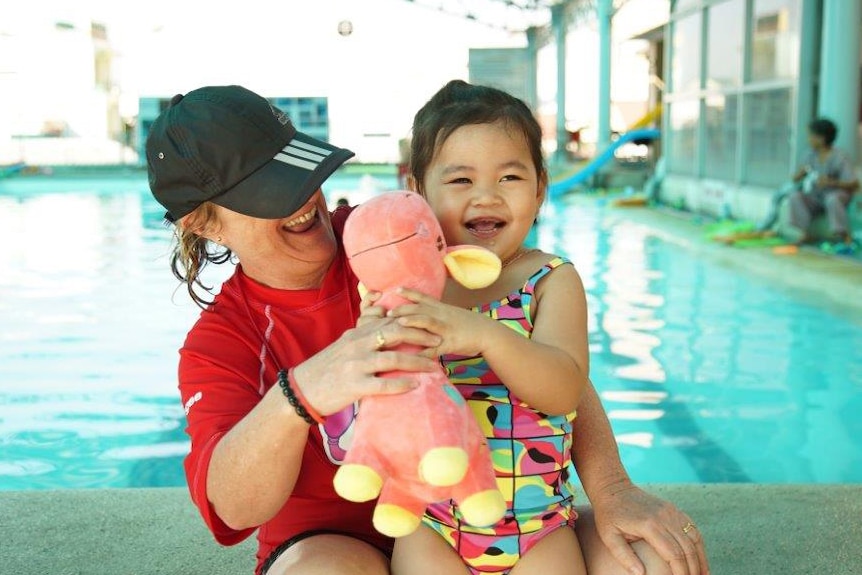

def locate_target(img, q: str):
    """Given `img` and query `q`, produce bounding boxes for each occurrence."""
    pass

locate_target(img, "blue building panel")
[136,96,331,165]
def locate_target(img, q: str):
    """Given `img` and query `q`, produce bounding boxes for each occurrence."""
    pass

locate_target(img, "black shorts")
[260,529,392,574]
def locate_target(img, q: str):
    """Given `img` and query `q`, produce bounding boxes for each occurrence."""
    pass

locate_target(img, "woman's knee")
[582,539,672,575]
[266,534,390,575]
[574,508,672,575]
[629,540,673,575]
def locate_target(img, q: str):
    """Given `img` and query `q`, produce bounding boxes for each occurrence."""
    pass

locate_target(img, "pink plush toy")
[335,190,506,538]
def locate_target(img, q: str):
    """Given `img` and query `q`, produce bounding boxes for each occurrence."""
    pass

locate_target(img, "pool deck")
[4,196,862,574]
[3,484,861,574]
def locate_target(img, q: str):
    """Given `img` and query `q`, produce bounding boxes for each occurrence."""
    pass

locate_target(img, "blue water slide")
[0,162,26,178]
[548,128,660,197]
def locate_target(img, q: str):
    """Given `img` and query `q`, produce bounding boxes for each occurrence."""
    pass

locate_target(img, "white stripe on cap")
[273,140,334,172]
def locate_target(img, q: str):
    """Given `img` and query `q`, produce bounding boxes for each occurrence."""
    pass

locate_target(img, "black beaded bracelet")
[277,369,315,425]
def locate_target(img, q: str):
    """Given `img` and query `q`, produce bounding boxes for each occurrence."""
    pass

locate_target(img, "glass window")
[671,13,702,94]
[743,88,793,185]
[750,0,800,82]
[706,0,744,89]
[271,97,330,137]
[704,94,739,179]
[667,99,700,175]
[672,0,702,13]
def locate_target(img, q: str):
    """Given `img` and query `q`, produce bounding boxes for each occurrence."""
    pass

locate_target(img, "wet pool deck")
[3,196,861,574]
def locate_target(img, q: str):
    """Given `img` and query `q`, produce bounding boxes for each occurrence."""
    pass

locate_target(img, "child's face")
[421,122,544,260]
[807,131,826,149]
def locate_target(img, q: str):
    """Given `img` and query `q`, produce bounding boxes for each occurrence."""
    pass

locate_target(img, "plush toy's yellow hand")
[333,464,383,502]
[443,247,501,289]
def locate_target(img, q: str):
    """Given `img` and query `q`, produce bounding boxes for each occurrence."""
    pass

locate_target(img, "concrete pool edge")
[2,484,860,574]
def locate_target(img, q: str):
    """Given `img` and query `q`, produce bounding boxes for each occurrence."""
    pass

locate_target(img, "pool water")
[1,171,860,490]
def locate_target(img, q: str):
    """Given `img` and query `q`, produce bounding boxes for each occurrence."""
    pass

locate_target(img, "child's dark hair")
[409,79,547,192]
[808,117,838,146]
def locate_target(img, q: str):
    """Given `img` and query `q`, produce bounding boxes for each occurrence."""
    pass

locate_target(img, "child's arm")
[822,154,859,192]
[489,262,588,414]
[390,264,588,415]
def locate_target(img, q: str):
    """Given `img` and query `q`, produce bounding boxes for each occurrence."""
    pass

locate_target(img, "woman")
[146,84,441,575]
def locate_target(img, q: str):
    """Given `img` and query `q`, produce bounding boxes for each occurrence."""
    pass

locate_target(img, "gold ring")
[682,521,696,534]
[375,330,386,350]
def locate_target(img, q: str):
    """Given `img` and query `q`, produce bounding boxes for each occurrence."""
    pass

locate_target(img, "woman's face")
[208,189,338,289]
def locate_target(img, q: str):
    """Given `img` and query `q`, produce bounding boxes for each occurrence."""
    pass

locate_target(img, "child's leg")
[788,190,822,243]
[824,190,852,242]
[391,524,470,575]
[509,525,586,575]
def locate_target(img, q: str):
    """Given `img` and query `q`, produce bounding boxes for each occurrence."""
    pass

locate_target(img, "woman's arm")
[205,381,312,530]
[205,318,441,530]
[573,383,710,575]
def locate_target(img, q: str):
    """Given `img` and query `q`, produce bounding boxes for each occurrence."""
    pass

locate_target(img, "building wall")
[0,15,137,166]
[136,96,333,167]
[658,0,861,225]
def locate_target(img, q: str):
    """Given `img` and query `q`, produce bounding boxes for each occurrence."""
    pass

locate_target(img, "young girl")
[389,79,590,575]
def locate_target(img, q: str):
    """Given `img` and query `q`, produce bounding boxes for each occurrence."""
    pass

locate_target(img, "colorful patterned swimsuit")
[423,257,578,575]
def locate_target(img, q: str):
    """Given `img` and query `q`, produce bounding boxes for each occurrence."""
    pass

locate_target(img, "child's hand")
[388,287,490,358]
[357,289,385,328]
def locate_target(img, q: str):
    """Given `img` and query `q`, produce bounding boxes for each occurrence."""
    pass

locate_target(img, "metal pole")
[552,3,568,165]
[818,0,860,161]
[597,0,612,152]
[525,26,540,111]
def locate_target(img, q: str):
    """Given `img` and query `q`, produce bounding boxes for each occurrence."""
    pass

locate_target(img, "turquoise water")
[1,172,860,490]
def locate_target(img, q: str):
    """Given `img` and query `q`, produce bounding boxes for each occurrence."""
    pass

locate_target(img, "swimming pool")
[1,171,860,490]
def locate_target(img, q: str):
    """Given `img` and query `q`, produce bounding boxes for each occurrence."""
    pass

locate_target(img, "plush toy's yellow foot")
[419,447,468,486]
[459,489,507,527]
[374,504,421,538]
[333,464,383,502]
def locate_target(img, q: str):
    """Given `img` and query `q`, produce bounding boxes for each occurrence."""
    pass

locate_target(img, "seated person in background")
[787,117,859,246]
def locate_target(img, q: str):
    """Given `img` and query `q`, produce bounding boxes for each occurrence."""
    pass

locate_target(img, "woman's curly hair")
[169,202,232,309]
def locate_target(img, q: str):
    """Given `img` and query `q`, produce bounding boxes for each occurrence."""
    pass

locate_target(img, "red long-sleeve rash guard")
[176,207,392,573]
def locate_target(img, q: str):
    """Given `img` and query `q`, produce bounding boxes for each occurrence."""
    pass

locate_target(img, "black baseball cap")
[145,85,355,222]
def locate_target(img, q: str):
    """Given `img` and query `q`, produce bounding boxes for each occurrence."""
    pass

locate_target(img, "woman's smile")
[282,205,319,233]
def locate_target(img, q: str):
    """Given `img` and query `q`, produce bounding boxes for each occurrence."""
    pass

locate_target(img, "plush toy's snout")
[336,191,505,537]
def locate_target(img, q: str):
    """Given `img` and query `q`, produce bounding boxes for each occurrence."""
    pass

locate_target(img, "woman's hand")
[590,480,709,575]
[293,315,442,416]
